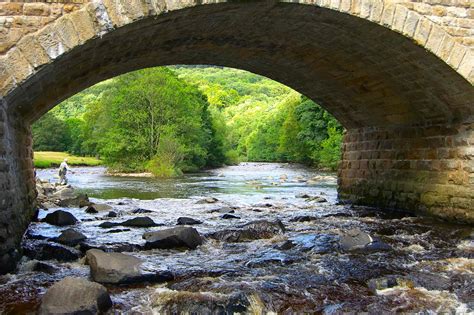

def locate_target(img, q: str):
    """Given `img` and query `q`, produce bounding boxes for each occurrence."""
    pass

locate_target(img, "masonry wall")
[0,0,89,54]
[339,122,474,223]
[0,100,36,274]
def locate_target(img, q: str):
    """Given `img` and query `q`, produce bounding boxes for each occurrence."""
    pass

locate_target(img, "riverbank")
[34,152,102,169]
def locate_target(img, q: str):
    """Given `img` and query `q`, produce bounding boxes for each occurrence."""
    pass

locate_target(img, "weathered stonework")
[339,123,474,222]
[0,0,472,274]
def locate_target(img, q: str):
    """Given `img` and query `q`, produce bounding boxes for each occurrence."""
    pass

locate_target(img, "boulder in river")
[290,215,318,222]
[177,217,202,225]
[87,249,142,284]
[221,214,240,220]
[85,203,113,213]
[55,228,87,246]
[208,220,285,242]
[121,216,159,227]
[99,217,159,228]
[43,210,78,226]
[143,227,203,250]
[38,277,112,315]
[339,229,372,251]
[23,240,81,262]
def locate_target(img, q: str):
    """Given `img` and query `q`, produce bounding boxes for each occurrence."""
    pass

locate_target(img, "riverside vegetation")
[32,66,343,176]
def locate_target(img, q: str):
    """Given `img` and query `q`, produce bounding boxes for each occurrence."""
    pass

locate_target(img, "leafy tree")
[32,112,71,152]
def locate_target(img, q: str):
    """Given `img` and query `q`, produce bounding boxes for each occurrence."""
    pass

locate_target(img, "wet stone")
[121,216,159,227]
[143,227,203,250]
[151,289,248,314]
[221,214,240,220]
[54,228,87,246]
[290,215,318,222]
[367,276,414,293]
[132,208,154,214]
[208,207,234,214]
[339,229,373,251]
[23,241,81,262]
[38,277,112,315]
[42,210,78,226]
[86,249,173,284]
[177,217,202,225]
[208,220,285,242]
[196,197,219,204]
[106,228,131,233]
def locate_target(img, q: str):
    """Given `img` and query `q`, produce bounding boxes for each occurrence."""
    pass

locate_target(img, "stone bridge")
[0,0,473,273]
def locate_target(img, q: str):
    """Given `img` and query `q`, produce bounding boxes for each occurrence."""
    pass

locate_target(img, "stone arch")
[0,0,472,273]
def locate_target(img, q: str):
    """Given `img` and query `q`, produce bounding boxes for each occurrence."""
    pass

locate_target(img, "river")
[0,163,472,314]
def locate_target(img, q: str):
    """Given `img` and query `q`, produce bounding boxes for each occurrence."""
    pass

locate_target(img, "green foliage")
[32,65,344,173]
[80,67,224,175]
[174,66,344,170]
[32,113,71,152]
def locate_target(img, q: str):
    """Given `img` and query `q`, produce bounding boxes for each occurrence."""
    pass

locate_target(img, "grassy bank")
[34,151,102,169]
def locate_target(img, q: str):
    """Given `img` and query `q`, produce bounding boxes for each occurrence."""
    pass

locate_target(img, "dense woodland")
[33,66,344,176]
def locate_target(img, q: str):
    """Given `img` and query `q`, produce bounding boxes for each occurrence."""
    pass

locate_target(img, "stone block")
[23,3,50,17]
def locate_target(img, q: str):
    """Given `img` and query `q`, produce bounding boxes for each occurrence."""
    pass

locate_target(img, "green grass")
[34,151,102,168]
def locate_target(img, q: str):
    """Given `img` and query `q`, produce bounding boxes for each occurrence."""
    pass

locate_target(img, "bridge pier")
[0,102,36,274]
[339,122,474,223]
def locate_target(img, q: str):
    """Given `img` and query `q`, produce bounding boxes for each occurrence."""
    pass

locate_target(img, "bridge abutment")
[339,122,474,223]
[0,104,36,274]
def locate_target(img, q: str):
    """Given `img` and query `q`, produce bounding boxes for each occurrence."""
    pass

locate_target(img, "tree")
[32,112,71,152]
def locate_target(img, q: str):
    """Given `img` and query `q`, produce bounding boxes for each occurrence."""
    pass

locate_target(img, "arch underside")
[0,1,473,275]
[5,2,473,128]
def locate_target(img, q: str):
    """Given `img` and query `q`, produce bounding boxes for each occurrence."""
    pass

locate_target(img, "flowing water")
[0,163,472,314]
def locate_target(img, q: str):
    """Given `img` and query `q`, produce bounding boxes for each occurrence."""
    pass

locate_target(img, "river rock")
[108,211,118,218]
[106,228,131,233]
[51,187,76,200]
[23,241,81,262]
[43,210,78,226]
[55,228,87,246]
[86,249,174,284]
[177,217,202,225]
[38,277,112,315]
[208,207,234,214]
[80,242,142,254]
[367,276,414,293]
[197,197,218,204]
[290,215,318,222]
[151,289,248,314]
[143,227,203,250]
[208,220,285,242]
[32,261,58,274]
[221,214,240,220]
[58,193,91,208]
[85,203,113,214]
[121,216,159,227]
[339,229,372,251]
[86,249,139,284]
[132,208,154,214]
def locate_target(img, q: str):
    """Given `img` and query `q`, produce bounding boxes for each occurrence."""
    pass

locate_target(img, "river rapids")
[0,163,472,314]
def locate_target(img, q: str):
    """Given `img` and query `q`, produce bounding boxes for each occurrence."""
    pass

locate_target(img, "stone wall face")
[400,0,474,47]
[0,100,36,274]
[339,122,474,223]
[0,1,89,54]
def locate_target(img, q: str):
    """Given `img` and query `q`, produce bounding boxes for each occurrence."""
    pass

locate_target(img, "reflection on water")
[1,163,472,314]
